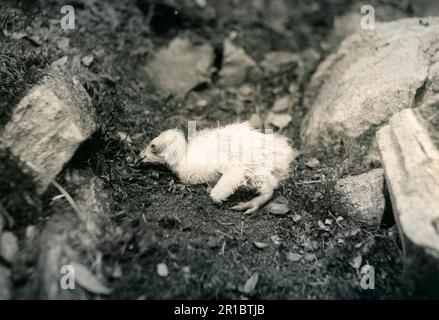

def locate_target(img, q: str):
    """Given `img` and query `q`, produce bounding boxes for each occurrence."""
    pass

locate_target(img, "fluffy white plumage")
[140,122,297,213]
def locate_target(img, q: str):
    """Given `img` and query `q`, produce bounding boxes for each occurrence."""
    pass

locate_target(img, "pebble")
[157,263,169,277]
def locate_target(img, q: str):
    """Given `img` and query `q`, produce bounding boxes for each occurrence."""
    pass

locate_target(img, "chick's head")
[140,129,186,165]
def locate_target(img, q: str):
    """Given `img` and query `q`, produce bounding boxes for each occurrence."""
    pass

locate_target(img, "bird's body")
[140,122,297,213]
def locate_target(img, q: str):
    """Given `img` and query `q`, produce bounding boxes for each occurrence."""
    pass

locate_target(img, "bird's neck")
[166,141,188,174]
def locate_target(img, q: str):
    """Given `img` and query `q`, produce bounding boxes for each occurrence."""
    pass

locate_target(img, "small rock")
[306,158,320,169]
[1,232,18,263]
[157,263,169,277]
[286,252,303,262]
[272,96,292,113]
[219,38,257,86]
[196,99,208,108]
[324,219,332,225]
[239,84,253,96]
[292,214,302,222]
[253,241,269,249]
[182,266,190,273]
[264,112,292,130]
[267,197,290,215]
[81,55,94,67]
[336,169,385,226]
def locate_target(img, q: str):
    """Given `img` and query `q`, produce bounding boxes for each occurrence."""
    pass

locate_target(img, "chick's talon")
[230,202,250,211]
[244,206,259,215]
[231,201,259,212]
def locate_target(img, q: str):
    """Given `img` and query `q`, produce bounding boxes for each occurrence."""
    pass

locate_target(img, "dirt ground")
[0,0,418,299]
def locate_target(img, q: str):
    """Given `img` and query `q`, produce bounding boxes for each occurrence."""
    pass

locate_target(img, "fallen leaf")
[349,255,362,269]
[253,241,269,249]
[157,262,169,277]
[248,113,262,129]
[117,131,132,143]
[243,272,259,294]
[265,112,292,130]
[267,202,289,215]
[70,261,112,295]
[0,232,18,263]
[286,252,303,262]
[272,96,292,112]
[318,220,329,231]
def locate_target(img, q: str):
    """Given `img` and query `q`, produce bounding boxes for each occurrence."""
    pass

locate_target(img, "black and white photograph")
[0,0,438,305]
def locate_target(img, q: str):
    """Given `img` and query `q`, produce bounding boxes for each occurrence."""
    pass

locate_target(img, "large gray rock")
[1,58,96,194]
[145,37,214,97]
[377,108,439,297]
[336,169,385,226]
[301,18,439,148]
[330,4,408,45]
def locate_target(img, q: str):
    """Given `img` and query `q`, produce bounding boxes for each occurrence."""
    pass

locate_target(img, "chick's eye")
[150,144,157,152]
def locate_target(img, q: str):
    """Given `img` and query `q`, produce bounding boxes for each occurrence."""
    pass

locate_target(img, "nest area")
[1,0,428,299]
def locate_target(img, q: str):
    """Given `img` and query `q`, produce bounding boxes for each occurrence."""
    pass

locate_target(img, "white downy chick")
[140,122,297,214]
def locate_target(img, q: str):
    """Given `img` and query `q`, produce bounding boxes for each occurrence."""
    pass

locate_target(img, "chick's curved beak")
[135,156,146,166]
[136,149,150,166]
